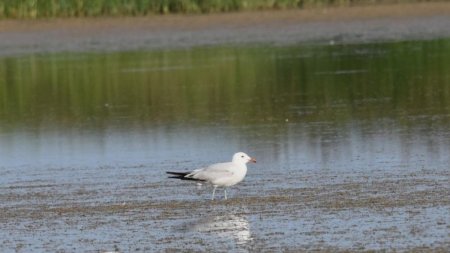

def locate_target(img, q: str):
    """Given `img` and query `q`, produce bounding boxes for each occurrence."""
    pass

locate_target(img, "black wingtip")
[166,171,189,177]
[166,171,205,181]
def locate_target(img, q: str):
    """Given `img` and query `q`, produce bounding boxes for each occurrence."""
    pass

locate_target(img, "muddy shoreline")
[1,166,449,252]
[0,2,450,56]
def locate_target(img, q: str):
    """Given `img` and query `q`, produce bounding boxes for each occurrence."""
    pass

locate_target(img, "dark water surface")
[1,39,449,251]
[1,39,450,170]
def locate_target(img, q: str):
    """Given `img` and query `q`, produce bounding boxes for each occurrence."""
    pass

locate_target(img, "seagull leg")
[212,185,217,200]
[224,188,228,200]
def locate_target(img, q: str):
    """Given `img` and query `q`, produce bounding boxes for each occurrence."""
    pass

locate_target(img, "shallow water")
[1,39,449,252]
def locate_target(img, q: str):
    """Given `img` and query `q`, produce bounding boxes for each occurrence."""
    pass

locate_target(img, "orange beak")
[249,157,257,163]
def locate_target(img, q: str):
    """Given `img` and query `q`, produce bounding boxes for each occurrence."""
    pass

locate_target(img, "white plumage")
[167,152,256,200]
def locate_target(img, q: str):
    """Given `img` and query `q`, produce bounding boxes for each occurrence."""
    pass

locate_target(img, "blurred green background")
[0,0,440,18]
[1,40,449,129]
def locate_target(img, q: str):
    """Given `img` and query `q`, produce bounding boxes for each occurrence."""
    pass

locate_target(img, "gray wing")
[187,162,234,182]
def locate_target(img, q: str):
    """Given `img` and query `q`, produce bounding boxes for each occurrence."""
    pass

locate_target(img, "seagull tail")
[166,171,205,181]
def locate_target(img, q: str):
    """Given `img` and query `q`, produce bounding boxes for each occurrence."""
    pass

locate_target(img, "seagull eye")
[241,155,244,158]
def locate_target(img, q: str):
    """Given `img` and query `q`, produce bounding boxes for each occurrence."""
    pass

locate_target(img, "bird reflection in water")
[178,214,253,246]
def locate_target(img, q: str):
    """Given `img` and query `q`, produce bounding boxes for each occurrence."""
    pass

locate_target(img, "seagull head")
[232,152,256,164]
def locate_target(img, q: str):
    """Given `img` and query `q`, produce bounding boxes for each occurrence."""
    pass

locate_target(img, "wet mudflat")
[1,2,450,56]
[1,37,450,251]
[1,166,449,252]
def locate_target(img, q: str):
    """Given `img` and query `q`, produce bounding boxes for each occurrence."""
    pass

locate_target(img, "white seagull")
[167,152,256,200]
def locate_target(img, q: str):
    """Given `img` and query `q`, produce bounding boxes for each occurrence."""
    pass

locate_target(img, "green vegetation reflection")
[0,39,449,131]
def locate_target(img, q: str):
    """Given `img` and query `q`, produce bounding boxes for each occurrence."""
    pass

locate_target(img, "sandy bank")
[0,2,450,56]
